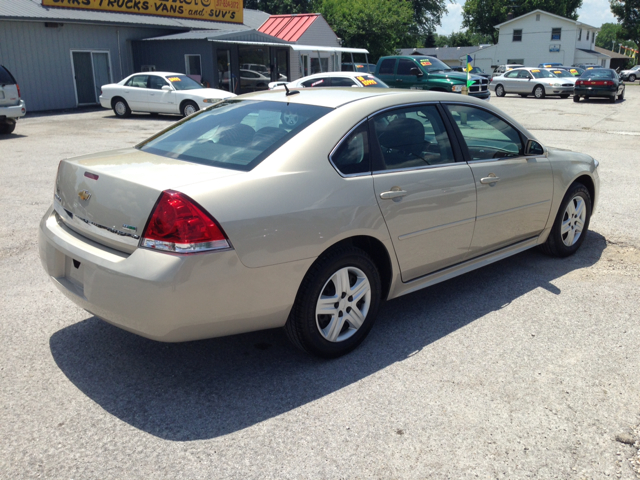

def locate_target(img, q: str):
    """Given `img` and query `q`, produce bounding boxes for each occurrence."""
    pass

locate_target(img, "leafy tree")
[316,0,415,61]
[596,22,638,51]
[424,29,437,47]
[610,0,640,50]
[410,0,450,33]
[434,30,494,47]
[462,0,583,43]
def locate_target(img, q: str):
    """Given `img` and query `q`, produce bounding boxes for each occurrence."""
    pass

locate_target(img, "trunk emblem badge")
[78,190,92,201]
[122,224,137,232]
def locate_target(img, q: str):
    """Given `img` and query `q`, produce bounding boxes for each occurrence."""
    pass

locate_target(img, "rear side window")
[330,122,370,175]
[378,59,396,75]
[331,77,357,87]
[0,65,16,84]
[126,75,149,88]
[138,99,331,171]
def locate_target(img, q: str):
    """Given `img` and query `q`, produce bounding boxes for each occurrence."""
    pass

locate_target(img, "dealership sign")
[41,0,243,24]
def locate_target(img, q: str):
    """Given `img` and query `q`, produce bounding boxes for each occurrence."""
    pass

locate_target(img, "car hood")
[429,71,483,83]
[53,148,241,253]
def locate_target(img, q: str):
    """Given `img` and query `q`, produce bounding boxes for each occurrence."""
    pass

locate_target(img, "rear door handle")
[480,175,501,184]
[380,189,408,199]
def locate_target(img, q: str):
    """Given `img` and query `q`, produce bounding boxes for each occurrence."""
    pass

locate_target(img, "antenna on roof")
[284,83,300,96]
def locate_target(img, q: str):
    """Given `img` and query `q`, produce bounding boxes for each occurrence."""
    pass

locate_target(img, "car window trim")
[440,102,533,162]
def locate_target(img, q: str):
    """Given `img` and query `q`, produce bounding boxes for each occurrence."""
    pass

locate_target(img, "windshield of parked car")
[579,69,616,79]
[138,100,332,171]
[165,75,203,91]
[414,57,452,72]
[470,67,485,74]
[353,75,389,88]
[530,69,555,78]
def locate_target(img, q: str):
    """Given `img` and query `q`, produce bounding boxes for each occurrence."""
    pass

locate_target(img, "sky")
[436,0,618,35]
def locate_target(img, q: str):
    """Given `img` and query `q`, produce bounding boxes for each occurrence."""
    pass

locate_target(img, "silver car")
[490,67,575,98]
[39,89,600,357]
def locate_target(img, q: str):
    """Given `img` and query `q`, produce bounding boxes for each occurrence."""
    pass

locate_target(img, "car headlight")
[451,85,464,93]
[203,98,222,104]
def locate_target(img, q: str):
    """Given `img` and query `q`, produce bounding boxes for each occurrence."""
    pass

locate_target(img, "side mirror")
[525,139,545,155]
[409,67,423,77]
[161,85,172,92]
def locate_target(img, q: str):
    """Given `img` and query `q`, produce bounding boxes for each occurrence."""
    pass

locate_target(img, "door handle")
[380,189,408,199]
[480,175,501,184]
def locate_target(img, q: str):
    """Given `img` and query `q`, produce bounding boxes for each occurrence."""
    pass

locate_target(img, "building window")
[185,54,202,76]
[551,28,561,40]
[536,14,540,21]
[578,28,582,40]
[586,31,590,41]
[513,29,522,42]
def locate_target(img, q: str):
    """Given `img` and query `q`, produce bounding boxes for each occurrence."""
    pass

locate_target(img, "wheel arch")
[111,96,126,108]
[304,235,394,301]
[572,174,596,209]
[179,98,198,112]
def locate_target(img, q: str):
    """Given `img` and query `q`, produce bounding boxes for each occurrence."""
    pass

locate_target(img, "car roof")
[129,72,188,77]
[295,71,381,80]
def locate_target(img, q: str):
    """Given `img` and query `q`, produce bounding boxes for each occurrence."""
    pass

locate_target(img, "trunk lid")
[54,148,240,253]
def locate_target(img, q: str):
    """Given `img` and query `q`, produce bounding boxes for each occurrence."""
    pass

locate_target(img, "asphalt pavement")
[1,87,639,479]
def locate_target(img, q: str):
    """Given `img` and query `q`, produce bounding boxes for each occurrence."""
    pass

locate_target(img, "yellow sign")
[41,0,243,24]
[357,76,377,86]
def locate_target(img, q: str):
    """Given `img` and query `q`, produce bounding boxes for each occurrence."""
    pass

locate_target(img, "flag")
[466,54,474,88]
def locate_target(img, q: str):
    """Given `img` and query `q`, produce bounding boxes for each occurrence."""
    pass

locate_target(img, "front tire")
[112,98,131,118]
[540,183,592,258]
[533,85,546,99]
[285,247,381,358]
[495,84,506,97]
[181,100,199,117]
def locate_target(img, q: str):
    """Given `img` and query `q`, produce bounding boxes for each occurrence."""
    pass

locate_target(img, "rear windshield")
[354,75,388,88]
[165,75,203,91]
[138,99,331,171]
[529,69,555,78]
[550,69,573,77]
[579,69,615,79]
[0,65,16,84]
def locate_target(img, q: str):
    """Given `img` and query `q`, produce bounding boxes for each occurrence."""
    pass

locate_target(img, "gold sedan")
[39,88,600,357]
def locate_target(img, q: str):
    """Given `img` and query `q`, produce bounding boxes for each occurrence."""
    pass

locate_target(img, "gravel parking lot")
[1,87,639,479]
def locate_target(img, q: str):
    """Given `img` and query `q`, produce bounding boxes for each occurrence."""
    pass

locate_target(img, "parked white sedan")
[99,72,235,118]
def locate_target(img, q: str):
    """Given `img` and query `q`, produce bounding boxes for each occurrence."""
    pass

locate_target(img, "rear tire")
[573,95,580,102]
[618,90,624,101]
[113,98,131,118]
[540,183,592,258]
[495,84,506,97]
[629,74,636,82]
[0,121,16,134]
[285,247,381,358]
[533,85,546,99]
[609,95,616,103]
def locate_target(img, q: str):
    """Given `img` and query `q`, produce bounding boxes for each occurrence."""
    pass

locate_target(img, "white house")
[465,10,609,72]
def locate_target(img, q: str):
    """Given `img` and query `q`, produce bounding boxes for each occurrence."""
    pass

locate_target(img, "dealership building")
[0,0,366,112]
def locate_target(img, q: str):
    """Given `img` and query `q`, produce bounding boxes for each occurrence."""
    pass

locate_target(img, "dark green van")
[374,55,490,100]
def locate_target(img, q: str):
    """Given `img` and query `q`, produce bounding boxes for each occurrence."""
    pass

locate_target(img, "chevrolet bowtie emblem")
[78,190,92,201]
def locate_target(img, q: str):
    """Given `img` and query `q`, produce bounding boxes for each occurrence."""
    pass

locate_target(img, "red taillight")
[141,190,231,254]
[577,80,614,86]
[16,83,21,98]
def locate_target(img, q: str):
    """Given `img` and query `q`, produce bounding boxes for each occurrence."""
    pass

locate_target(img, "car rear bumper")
[574,86,618,97]
[99,96,111,109]
[39,205,311,342]
[0,100,26,121]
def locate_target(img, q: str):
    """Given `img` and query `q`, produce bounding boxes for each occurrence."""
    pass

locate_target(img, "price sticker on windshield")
[531,69,540,73]
[168,77,181,82]
[570,69,578,74]
[420,60,432,66]
[553,70,563,74]
[356,76,378,86]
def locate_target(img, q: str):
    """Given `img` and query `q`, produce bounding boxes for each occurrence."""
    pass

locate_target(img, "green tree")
[596,22,638,51]
[434,30,494,46]
[462,0,583,43]
[316,0,416,61]
[410,0,450,33]
[610,0,640,50]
